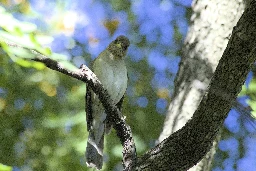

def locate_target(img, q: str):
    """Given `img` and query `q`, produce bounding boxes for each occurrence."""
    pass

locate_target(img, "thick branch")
[136,1,256,170]
[2,43,136,170]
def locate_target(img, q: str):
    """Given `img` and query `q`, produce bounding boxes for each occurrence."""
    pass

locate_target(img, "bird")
[85,35,130,170]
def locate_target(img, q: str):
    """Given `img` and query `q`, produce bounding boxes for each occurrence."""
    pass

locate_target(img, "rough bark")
[157,0,247,170]
[137,1,256,170]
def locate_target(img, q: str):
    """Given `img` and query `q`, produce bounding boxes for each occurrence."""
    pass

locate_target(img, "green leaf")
[7,47,35,59]
[0,163,12,171]
[0,30,36,49]
[35,47,52,56]
[32,61,46,70]
[15,58,34,67]
[0,7,37,34]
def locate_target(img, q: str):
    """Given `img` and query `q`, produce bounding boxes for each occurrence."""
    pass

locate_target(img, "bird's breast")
[94,57,127,105]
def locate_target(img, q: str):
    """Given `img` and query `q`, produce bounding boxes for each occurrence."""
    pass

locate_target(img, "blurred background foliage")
[1,0,256,171]
[0,0,191,170]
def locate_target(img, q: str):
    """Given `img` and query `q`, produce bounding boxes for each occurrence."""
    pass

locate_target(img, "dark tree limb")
[2,42,137,171]
[136,1,256,170]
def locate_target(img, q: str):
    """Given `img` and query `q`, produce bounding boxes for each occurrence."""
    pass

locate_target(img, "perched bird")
[85,35,130,170]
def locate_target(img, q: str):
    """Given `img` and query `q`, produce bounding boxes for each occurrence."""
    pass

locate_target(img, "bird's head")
[108,35,130,58]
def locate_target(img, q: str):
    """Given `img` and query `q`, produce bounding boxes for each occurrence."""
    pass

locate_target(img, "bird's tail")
[86,131,104,170]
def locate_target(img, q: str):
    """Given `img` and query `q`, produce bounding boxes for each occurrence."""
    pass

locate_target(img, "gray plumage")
[85,36,129,170]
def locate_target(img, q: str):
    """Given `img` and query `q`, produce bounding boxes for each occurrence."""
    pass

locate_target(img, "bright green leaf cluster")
[0,6,54,69]
[0,163,12,171]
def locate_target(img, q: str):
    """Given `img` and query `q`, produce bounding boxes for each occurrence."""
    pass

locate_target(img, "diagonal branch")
[136,1,256,170]
[1,42,137,171]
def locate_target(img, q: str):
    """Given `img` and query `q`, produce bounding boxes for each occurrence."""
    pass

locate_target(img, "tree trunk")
[158,0,249,170]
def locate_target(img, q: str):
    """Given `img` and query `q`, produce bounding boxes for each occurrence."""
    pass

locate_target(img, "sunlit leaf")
[7,47,35,59]
[32,61,46,70]
[0,6,36,33]
[35,47,52,56]
[0,31,37,49]
[0,163,12,171]
[15,58,34,67]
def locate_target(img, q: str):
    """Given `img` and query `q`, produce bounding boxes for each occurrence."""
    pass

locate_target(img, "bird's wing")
[116,94,125,111]
[116,72,128,111]
[86,85,93,131]
[116,72,129,111]
[86,59,96,132]
[105,92,126,134]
